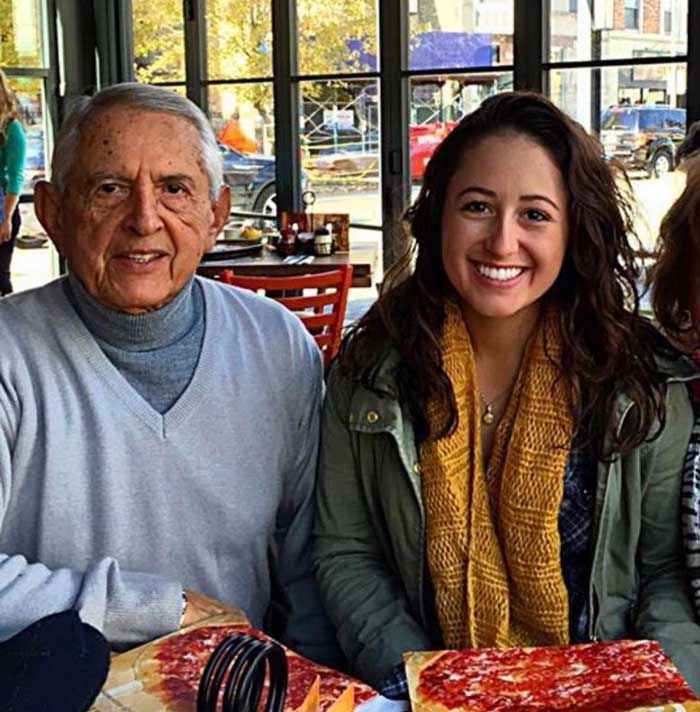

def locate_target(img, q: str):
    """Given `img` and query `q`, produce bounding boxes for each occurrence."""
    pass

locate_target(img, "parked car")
[600,105,686,177]
[310,121,458,181]
[409,121,456,179]
[313,143,379,176]
[219,143,310,215]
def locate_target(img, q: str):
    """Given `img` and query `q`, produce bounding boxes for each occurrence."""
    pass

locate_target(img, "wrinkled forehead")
[73,106,205,178]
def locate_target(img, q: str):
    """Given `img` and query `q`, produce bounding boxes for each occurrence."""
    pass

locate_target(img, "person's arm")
[634,382,700,692]
[272,331,342,667]
[0,376,185,648]
[313,364,432,689]
[0,120,26,244]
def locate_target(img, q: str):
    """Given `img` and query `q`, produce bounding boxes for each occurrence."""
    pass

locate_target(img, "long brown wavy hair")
[339,91,667,459]
[0,69,22,145]
[649,166,700,347]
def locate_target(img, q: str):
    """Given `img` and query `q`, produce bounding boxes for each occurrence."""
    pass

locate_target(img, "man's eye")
[164,183,186,195]
[98,183,121,195]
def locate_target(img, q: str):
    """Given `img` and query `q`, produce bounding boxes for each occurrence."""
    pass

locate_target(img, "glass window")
[206,0,273,80]
[549,63,687,255]
[8,76,47,199]
[0,0,44,68]
[409,0,512,70]
[624,0,640,30]
[296,0,378,76]
[132,0,186,83]
[548,0,687,62]
[301,79,380,227]
[409,73,511,198]
[208,83,276,215]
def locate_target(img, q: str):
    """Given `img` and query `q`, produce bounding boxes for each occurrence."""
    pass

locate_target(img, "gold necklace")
[480,386,513,426]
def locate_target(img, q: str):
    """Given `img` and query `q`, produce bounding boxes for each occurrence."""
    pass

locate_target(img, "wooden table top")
[197,241,379,289]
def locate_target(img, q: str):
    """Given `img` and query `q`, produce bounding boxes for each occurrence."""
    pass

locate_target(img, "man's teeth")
[126,253,160,263]
[476,264,524,282]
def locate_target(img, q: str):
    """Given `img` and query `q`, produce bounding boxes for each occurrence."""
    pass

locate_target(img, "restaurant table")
[197,241,379,289]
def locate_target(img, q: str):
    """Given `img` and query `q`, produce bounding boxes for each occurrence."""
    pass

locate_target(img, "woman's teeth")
[476,264,524,282]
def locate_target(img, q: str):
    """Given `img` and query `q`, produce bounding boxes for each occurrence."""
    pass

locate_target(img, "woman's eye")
[524,208,551,222]
[463,201,490,214]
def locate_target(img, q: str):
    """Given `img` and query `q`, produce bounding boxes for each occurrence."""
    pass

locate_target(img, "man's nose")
[484,214,519,257]
[124,183,164,236]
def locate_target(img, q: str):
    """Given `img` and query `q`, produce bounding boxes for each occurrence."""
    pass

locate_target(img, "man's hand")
[181,589,231,628]
[0,220,11,244]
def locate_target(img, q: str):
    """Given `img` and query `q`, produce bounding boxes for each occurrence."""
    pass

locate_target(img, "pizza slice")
[128,616,377,711]
[404,640,697,712]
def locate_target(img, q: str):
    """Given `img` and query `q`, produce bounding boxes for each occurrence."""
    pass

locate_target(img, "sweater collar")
[64,272,199,351]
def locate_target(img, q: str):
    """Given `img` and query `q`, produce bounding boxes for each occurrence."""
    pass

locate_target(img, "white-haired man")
[0,83,337,664]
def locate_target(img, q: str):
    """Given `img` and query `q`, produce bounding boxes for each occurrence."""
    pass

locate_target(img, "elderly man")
[0,83,336,663]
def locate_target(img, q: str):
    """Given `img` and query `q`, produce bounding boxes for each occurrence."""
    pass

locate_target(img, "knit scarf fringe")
[419,302,574,650]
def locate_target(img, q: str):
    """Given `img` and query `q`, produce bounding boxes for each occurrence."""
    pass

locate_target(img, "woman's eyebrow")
[521,194,560,212]
[456,186,497,199]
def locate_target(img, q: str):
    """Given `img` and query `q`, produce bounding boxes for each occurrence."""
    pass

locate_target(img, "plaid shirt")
[689,351,700,410]
[377,446,596,699]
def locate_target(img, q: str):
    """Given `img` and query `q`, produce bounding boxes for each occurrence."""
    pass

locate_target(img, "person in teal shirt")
[0,69,27,295]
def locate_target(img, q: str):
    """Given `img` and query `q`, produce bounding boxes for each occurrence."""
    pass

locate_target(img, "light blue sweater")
[64,273,204,413]
[0,276,334,662]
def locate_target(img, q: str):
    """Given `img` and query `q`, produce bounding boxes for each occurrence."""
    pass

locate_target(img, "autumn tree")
[132,0,377,146]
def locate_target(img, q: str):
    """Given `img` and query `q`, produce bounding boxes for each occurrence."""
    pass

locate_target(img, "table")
[197,241,379,289]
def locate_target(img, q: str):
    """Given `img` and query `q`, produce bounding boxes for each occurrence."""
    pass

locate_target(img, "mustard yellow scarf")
[419,302,574,649]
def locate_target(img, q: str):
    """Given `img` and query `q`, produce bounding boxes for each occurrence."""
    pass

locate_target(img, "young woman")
[0,69,27,295]
[313,92,700,696]
[649,164,700,626]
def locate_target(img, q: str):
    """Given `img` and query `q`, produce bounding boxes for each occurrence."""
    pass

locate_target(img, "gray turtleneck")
[64,273,205,414]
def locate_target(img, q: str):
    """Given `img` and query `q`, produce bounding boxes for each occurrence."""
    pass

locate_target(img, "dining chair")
[217,266,353,368]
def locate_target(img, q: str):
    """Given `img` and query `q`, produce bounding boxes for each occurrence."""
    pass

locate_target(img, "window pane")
[11,76,51,254]
[302,80,380,227]
[208,83,276,215]
[548,63,686,254]
[409,1,513,71]
[548,0,687,62]
[10,76,47,199]
[206,0,272,80]
[132,0,186,82]
[297,0,378,75]
[0,0,44,68]
[410,72,511,185]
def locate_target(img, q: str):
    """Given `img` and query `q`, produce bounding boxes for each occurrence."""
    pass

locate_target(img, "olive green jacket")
[313,353,700,692]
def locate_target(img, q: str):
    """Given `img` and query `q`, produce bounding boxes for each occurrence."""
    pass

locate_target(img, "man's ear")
[207,184,231,250]
[34,181,67,256]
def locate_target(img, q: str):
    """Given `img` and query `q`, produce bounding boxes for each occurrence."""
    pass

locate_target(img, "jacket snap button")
[413,462,421,475]
[366,410,380,424]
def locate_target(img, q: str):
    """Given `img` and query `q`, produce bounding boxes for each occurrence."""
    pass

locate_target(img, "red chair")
[218,266,353,368]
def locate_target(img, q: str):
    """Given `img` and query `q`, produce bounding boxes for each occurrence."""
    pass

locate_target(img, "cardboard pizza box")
[403,640,699,712]
[90,611,391,712]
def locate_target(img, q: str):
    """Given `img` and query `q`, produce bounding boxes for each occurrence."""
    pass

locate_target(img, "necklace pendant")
[482,405,495,425]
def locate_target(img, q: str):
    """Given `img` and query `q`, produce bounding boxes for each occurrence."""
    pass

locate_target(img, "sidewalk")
[11,241,56,294]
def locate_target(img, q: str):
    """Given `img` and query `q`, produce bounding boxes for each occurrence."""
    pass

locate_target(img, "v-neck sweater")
[0,276,331,661]
[63,274,205,414]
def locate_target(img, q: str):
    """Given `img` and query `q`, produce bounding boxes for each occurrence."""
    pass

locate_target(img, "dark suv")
[600,105,686,177]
